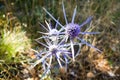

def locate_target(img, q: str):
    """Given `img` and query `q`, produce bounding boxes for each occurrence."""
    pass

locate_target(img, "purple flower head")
[49,29,59,36]
[38,20,64,41]
[65,23,80,39]
[29,37,71,75]
[49,45,58,54]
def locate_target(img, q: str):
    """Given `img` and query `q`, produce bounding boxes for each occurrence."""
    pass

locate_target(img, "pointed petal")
[80,32,100,35]
[57,58,63,68]
[43,7,64,29]
[70,40,75,62]
[59,27,65,32]
[79,16,93,28]
[45,20,51,31]
[58,37,66,46]
[55,18,60,29]
[38,22,49,31]
[42,60,46,71]
[75,43,81,58]
[62,1,68,24]
[56,53,63,68]
[44,38,51,46]
[63,54,68,71]
[29,52,51,69]
[72,6,77,23]
[77,37,102,52]
[48,56,52,68]
[37,31,49,35]
[36,36,49,40]
[35,40,49,48]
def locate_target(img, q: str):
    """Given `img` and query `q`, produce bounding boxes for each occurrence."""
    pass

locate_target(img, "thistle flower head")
[65,23,80,39]
[30,37,71,76]
[39,20,59,35]
[49,45,58,54]
[38,20,63,42]
[49,29,59,36]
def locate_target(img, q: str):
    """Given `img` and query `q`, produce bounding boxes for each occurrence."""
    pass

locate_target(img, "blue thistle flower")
[29,37,71,75]
[43,2,102,61]
[38,20,64,41]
